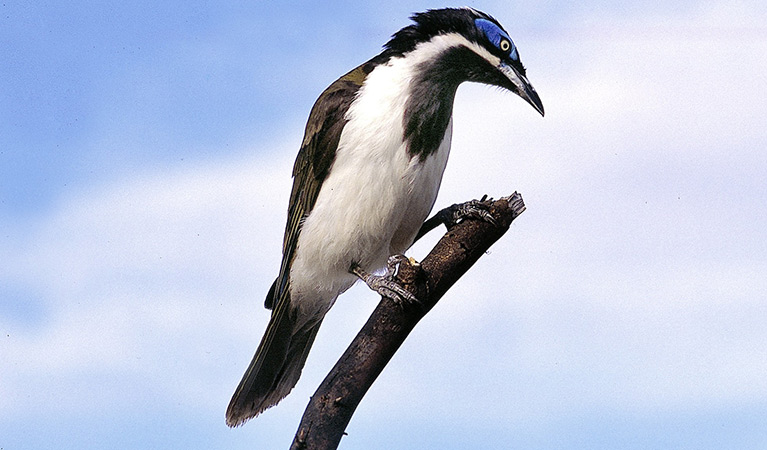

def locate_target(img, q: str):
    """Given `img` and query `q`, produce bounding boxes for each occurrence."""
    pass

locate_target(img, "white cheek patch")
[465,39,501,68]
[404,32,501,70]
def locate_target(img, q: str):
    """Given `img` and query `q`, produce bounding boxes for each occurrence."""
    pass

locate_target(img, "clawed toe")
[351,256,420,305]
[442,198,498,228]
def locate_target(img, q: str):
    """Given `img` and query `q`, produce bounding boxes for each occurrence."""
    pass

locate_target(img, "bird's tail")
[226,292,323,427]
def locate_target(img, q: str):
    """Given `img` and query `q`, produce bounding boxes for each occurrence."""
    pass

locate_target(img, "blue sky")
[3,1,767,449]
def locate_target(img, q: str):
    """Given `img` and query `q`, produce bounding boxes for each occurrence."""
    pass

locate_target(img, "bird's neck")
[390,37,489,161]
[403,55,463,161]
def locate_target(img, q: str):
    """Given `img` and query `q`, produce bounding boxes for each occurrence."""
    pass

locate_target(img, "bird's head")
[381,7,544,116]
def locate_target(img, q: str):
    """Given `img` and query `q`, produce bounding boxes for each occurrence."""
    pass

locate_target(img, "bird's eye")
[499,39,511,53]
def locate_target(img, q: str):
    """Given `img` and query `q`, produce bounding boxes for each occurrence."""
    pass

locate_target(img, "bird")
[226,7,544,427]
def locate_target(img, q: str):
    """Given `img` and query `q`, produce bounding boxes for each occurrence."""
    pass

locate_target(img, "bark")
[289,193,526,450]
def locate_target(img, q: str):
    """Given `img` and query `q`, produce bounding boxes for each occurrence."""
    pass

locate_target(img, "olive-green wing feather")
[266,64,370,309]
[226,64,371,427]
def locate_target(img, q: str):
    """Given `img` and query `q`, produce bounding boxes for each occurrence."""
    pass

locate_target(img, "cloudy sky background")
[3,1,766,448]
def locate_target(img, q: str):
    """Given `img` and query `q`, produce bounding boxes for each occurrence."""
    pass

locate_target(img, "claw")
[444,199,498,227]
[350,256,419,305]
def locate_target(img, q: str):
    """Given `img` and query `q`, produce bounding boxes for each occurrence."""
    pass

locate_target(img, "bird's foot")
[413,195,501,243]
[440,195,498,228]
[350,255,419,305]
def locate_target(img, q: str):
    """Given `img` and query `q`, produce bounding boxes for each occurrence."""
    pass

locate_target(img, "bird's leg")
[413,195,498,243]
[350,255,419,305]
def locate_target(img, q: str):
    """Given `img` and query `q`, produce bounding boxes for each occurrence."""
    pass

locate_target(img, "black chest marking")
[402,46,496,161]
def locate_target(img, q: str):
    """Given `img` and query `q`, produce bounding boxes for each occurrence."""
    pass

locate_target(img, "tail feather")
[226,294,323,427]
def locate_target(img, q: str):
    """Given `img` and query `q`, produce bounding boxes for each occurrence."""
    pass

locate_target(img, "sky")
[2,1,767,449]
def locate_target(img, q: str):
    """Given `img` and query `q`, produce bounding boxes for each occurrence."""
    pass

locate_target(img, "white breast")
[288,49,455,316]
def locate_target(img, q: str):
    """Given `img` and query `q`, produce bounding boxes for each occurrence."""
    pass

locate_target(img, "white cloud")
[1,146,297,415]
[421,1,767,421]
[3,2,766,447]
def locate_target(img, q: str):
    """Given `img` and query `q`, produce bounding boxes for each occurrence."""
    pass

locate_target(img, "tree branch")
[289,193,527,450]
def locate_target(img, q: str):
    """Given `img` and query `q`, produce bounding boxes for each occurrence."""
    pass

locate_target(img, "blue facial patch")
[474,18,518,61]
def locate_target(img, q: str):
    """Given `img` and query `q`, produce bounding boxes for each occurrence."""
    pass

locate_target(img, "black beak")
[520,77,544,117]
[502,64,545,117]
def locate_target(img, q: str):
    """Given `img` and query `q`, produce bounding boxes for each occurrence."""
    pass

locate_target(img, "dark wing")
[265,64,370,309]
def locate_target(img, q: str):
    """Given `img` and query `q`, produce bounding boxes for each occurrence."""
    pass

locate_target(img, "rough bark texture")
[289,193,526,450]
